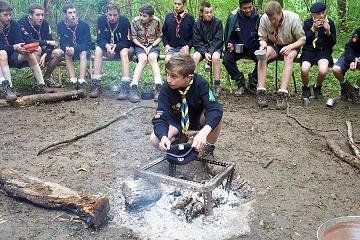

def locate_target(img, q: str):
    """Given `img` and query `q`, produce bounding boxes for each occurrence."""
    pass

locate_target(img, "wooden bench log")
[0,168,110,228]
[0,89,86,108]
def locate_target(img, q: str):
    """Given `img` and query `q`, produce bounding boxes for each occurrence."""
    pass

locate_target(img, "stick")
[346,121,360,159]
[326,139,360,170]
[37,105,155,155]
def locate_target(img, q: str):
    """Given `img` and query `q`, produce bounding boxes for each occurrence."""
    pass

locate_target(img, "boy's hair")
[165,53,196,77]
[28,3,44,15]
[265,1,282,17]
[200,1,211,13]
[63,2,75,14]
[107,2,120,13]
[239,0,253,6]
[180,0,186,4]
[139,4,154,17]
[0,0,12,13]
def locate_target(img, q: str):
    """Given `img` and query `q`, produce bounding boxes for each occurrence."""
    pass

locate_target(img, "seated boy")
[300,2,336,100]
[57,3,91,90]
[193,1,223,97]
[130,4,162,103]
[150,52,223,156]
[162,0,195,62]
[91,2,132,98]
[0,1,51,101]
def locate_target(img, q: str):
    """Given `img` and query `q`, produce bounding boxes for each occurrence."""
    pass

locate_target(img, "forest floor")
[1,89,360,240]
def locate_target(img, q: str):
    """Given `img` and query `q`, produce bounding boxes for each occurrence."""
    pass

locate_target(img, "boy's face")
[239,2,253,17]
[173,0,185,13]
[65,8,77,23]
[107,9,119,24]
[166,68,192,89]
[140,12,151,24]
[269,11,283,27]
[201,7,213,22]
[0,11,12,26]
[29,9,44,26]
[311,11,325,21]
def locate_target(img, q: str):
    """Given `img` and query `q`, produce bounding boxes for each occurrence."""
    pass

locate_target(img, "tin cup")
[235,44,244,53]
[254,49,266,60]
[303,97,310,107]
[326,98,335,108]
[204,63,211,72]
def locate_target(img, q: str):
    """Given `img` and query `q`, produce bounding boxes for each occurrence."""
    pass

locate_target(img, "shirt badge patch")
[352,34,358,43]
[209,89,216,102]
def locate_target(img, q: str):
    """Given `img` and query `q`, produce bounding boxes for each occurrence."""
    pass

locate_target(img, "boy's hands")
[14,43,27,54]
[159,136,171,152]
[192,125,212,150]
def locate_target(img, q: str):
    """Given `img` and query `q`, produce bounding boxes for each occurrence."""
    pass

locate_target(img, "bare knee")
[120,48,128,58]
[332,65,342,74]
[148,54,158,64]
[212,52,220,63]
[0,50,8,60]
[149,132,159,148]
[52,49,63,59]
[79,51,87,60]
[137,54,148,63]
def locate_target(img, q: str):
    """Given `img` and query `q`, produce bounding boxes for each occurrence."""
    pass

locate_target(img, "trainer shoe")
[257,89,268,107]
[276,91,287,110]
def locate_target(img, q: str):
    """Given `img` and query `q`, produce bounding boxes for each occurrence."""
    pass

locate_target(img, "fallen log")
[346,121,360,159]
[0,168,109,228]
[326,139,360,170]
[0,89,86,107]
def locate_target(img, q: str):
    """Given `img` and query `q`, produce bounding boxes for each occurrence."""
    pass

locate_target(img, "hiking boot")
[117,81,131,100]
[213,84,221,97]
[276,91,287,110]
[302,85,311,99]
[234,84,245,97]
[313,84,323,99]
[247,73,258,95]
[1,80,17,101]
[154,84,162,102]
[89,78,101,98]
[77,82,86,90]
[33,84,55,94]
[45,78,62,88]
[257,89,268,107]
[340,80,360,103]
[128,85,141,103]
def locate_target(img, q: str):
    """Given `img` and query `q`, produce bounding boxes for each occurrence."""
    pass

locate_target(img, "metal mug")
[326,98,335,108]
[303,97,310,107]
[204,63,211,72]
[254,49,266,60]
[235,44,244,53]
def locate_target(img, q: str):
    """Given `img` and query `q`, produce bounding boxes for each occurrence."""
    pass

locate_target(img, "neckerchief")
[0,23,10,45]
[64,19,78,45]
[173,10,187,38]
[178,78,193,133]
[141,22,149,46]
[107,19,119,44]
[28,17,42,41]
[274,14,284,46]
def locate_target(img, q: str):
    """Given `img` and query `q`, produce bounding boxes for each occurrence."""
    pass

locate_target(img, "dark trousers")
[222,49,258,86]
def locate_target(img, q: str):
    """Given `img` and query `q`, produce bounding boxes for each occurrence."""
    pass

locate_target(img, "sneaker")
[234,84,245,97]
[33,84,55,94]
[154,84,162,102]
[45,78,62,88]
[302,85,311,98]
[256,90,268,107]
[341,80,360,103]
[89,78,101,98]
[1,80,17,101]
[117,81,131,100]
[276,91,287,110]
[313,85,323,99]
[128,85,141,103]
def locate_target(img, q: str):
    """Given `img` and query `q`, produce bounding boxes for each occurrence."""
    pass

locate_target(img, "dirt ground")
[1,89,360,240]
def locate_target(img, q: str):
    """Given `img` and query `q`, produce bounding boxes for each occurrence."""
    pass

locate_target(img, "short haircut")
[107,2,120,13]
[139,4,154,17]
[239,0,253,6]
[265,1,282,17]
[28,3,44,15]
[63,2,75,14]
[200,1,211,13]
[0,0,12,13]
[165,53,196,77]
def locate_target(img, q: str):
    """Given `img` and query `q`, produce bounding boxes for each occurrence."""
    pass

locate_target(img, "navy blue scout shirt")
[152,73,223,140]
[162,12,195,48]
[18,16,54,56]
[344,27,360,64]
[57,20,91,53]
[303,18,336,52]
[97,15,131,51]
[0,20,24,55]
[193,17,223,55]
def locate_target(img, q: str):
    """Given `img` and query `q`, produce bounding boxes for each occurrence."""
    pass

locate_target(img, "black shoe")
[340,80,360,103]
[45,78,62,88]
[247,73,258,95]
[1,80,17,101]
[154,84,162,102]
[89,78,101,98]
[33,84,55,94]
[117,81,131,100]
[77,82,86,90]
[276,91,287,110]
[234,84,245,97]
[128,85,141,103]
[302,85,311,98]
[257,90,268,107]
[313,84,323,99]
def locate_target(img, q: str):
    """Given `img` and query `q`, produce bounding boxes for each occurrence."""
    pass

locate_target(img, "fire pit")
[135,156,235,216]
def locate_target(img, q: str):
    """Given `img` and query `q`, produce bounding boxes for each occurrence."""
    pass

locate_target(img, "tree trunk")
[0,168,110,228]
[337,0,348,32]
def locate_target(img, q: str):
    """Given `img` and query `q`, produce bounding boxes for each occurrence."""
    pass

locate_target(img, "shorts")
[268,42,299,60]
[165,46,183,57]
[334,53,350,75]
[300,50,333,66]
[195,50,222,60]
[9,52,29,68]
[134,46,160,57]
[100,46,134,60]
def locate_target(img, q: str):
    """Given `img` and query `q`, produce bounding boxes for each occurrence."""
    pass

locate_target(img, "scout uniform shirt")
[131,16,162,46]
[0,20,24,55]
[344,27,360,64]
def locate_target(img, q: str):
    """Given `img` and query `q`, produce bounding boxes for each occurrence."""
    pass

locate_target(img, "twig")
[346,121,360,159]
[37,105,155,155]
[263,159,274,168]
[326,138,360,170]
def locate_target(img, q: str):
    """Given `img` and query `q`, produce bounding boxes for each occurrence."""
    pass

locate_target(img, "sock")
[214,80,221,86]
[1,65,12,86]
[78,78,86,84]
[257,87,266,91]
[70,77,78,83]
[354,84,360,89]
[92,75,101,80]
[131,79,138,87]
[31,64,45,85]
[341,79,347,84]
[154,76,162,85]
[278,89,288,94]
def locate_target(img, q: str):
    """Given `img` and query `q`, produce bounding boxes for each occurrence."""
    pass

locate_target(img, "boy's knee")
[149,132,159,148]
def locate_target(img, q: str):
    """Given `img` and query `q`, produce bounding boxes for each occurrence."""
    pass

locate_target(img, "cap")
[310,2,326,13]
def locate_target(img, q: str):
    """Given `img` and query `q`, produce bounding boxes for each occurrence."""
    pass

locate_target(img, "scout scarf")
[173,10,187,38]
[107,19,119,44]
[64,18,78,45]
[178,78,193,134]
